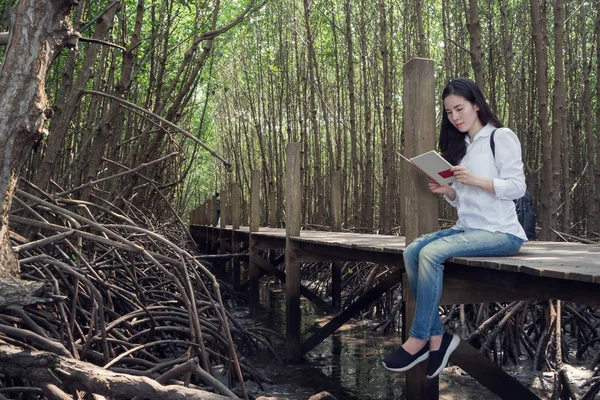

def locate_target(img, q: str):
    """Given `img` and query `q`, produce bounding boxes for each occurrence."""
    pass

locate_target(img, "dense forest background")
[2,0,600,239]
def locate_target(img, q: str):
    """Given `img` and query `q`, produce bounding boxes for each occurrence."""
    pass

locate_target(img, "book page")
[398,150,456,185]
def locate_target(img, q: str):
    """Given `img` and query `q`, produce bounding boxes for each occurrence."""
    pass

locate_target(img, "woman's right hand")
[428,179,454,197]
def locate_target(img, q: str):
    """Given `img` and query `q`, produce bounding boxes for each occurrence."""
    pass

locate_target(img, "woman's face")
[444,94,483,137]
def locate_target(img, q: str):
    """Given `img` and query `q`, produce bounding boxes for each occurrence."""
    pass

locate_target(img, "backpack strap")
[490,128,498,159]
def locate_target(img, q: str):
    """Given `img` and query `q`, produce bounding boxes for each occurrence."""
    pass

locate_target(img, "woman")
[382,78,528,379]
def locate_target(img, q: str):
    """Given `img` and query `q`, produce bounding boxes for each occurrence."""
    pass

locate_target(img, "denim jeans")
[403,228,523,340]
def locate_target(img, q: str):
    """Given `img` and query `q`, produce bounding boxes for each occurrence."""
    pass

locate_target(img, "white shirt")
[444,123,528,241]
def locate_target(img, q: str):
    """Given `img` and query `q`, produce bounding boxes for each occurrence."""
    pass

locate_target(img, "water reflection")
[246,283,407,399]
[240,283,553,399]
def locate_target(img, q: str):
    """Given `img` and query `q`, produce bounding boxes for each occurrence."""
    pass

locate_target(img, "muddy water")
[238,284,557,400]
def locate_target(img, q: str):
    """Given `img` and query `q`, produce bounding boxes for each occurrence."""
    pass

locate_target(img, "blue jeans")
[403,228,523,340]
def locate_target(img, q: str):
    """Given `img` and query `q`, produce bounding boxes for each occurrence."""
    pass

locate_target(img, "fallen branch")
[0,344,231,399]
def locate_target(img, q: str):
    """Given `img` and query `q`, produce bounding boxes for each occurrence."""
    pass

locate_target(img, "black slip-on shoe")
[382,343,429,372]
[425,332,460,379]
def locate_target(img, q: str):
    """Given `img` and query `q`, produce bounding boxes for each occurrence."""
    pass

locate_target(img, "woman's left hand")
[451,166,478,186]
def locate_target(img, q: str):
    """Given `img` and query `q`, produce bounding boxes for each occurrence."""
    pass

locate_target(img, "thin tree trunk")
[416,0,427,57]
[379,0,393,233]
[81,0,145,201]
[33,1,120,191]
[345,0,359,230]
[530,0,554,240]
[466,0,484,89]
[594,8,600,233]
[552,0,566,231]
[360,0,373,232]
[500,0,515,130]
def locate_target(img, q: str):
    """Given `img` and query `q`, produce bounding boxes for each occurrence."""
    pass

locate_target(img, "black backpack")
[490,129,537,240]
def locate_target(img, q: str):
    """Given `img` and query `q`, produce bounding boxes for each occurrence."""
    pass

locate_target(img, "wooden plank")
[194,253,247,261]
[205,228,600,285]
[445,262,600,307]
[295,240,403,266]
[450,341,540,400]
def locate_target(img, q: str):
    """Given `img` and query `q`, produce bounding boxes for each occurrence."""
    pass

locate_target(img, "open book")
[397,150,456,185]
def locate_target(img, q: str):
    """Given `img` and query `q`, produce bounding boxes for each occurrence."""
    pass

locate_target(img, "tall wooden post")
[330,170,342,311]
[242,199,248,227]
[231,182,242,291]
[220,189,228,229]
[211,195,218,226]
[201,202,208,251]
[217,189,228,277]
[249,170,261,309]
[286,143,302,361]
[268,182,277,228]
[402,58,438,399]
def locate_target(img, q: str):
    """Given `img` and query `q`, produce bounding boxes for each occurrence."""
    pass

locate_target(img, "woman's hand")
[451,166,479,185]
[450,166,495,194]
[428,179,455,198]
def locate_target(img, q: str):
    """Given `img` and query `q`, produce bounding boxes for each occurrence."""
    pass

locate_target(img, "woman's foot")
[425,332,460,379]
[382,338,429,372]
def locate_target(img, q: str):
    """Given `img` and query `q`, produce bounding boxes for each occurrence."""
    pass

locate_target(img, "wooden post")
[231,182,242,291]
[242,199,248,227]
[206,199,214,251]
[286,143,302,361]
[402,58,438,244]
[250,171,260,232]
[402,58,438,399]
[211,195,218,226]
[220,189,228,229]
[268,182,277,228]
[201,202,208,251]
[231,184,240,229]
[330,170,342,311]
[249,170,261,309]
[217,189,228,277]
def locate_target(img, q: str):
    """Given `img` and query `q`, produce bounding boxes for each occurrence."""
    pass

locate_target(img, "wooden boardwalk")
[191,224,600,400]
[198,225,600,285]
[189,60,600,400]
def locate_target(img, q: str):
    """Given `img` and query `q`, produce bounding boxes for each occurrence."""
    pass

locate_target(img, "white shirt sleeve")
[491,129,527,200]
[444,187,459,207]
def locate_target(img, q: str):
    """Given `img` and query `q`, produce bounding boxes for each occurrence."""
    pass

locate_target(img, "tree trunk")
[33,1,120,191]
[80,0,145,201]
[466,0,485,89]
[345,0,359,230]
[360,0,373,232]
[500,0,515,130]
[594,4,600,233]
[530,0,554,240]
[552,0,566,232]
[379,0,393,233]
[0,0,76,278]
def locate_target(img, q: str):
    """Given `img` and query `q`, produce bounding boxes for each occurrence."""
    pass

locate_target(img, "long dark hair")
[439,78,503,165]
